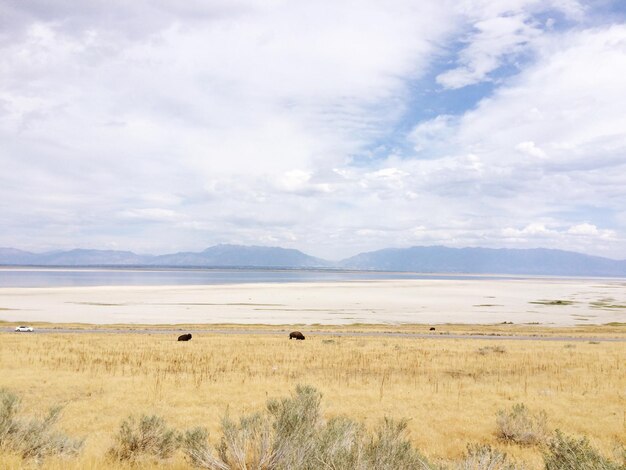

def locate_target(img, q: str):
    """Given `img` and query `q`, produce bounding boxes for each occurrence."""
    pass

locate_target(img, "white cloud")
[516,141,546,158]
[502,223,557,238]
[118,208,181,222]
[273,170,333,194]
[435,0,586,89]
[409,115,457,153]
[567,223,615,239]
[436,13,542,89]
[351,23,626,259]
[457,25,626,164]
[0,1,625,260]
[568,223,599,236]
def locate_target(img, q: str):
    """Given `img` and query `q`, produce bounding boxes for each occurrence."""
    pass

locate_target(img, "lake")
[0,267,522,288]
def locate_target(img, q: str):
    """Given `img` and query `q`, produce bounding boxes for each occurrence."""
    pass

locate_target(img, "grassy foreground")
[1,326,625,468]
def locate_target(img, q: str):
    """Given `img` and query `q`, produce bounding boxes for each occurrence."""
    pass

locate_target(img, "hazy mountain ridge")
[1,245,625,276]
[35,249,150,266]
[0,248,39,265]
[0,245,328,269]
[339,246,626,276]
[149,244,330,268]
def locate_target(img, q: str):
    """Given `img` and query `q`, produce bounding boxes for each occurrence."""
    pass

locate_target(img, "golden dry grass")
[1,327,625,469]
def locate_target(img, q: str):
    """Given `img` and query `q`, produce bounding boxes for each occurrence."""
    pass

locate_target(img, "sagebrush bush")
[108,414,180,461]
[496,403,548,446]
[266,384,321,468]
[618,446,626,467]
[455,444,522,470]
[0,388,83,460]
[218,413,277,469]
[543,430,624,470]
[182,385,433,469]
[184,427,230,470]
[313,416,364,468]
[478,346,507,355]
[362,417,432,470]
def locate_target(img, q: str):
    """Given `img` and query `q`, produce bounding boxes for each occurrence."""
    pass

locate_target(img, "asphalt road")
[3,327,626,342]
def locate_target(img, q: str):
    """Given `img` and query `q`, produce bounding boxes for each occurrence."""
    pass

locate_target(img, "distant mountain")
[150,244,330,268]
[35,249,150,266]
[340,246,626,276]
[1,244,625,276]
[0,248,39,265]
[0,245,329,268]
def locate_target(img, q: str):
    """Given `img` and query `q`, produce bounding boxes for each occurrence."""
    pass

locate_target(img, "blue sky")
[1,0,626,259]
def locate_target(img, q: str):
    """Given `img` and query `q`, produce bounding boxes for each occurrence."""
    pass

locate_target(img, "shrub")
[314,416,364,469]
[455,444,521,470]
[184,427,230,470]
[0,388,83,460]
[363,417,432,470]
[618,445,626,467]
[218,412,278,469]
[184,386,321,469]
[108,414,180,461]
[496,404,548,446]
[478,346,507,355]
[182,385,434,470]
[543,430,624,470]
[267,384,321,468]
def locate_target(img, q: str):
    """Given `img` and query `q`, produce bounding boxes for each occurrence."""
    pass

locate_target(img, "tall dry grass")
[0,329,625,468]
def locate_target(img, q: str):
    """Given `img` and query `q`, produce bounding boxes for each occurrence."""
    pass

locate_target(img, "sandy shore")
[1,278,625,326]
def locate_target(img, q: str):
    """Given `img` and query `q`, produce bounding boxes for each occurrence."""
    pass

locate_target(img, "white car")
[15,325,34,332]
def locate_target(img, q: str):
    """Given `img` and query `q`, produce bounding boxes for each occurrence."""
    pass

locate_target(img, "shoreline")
[1,278,625,326]
[2,325,626,342]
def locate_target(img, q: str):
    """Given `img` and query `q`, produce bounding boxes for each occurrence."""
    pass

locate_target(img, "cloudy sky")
[1,1,626,260]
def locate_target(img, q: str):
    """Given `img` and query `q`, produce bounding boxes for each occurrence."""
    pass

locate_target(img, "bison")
[178,333,192,341]
[289,331,305,340]
[429,327,436,331]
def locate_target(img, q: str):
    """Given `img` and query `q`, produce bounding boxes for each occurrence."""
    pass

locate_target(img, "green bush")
[267,384,321,468]
[543,430,624,470]
[496,403,548,446]
[182,385,433,469]
[108,414,180,461]
[455,444,522,470]
[0,388,83,460]
[313,416,364,468]
[478,346,507,355]
[362,417,432,470]
[618,445,626,467]
[218,413,277,469]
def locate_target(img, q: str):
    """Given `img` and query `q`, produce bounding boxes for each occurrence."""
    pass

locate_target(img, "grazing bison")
[178,333,192,341]
[429,327,436,331]
[289,331,305,340]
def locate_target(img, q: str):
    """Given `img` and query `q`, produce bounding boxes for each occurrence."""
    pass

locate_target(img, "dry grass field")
[1,326,625,468]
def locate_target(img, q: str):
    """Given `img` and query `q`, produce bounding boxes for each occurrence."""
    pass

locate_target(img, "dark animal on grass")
[178,333,192,341]
[429,327,436,331]
[289,331,305,340]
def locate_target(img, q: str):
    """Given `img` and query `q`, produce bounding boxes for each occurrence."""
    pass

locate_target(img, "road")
[3,327,626,342]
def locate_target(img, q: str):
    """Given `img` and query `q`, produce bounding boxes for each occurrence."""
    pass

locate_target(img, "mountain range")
[1,244,625,276]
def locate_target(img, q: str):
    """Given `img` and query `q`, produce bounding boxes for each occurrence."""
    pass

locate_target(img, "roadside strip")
[3,327,626,342]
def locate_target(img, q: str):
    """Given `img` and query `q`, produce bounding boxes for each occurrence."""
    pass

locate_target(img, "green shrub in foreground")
[362,417,432,470]
[543,430,625,470]
[0,388,83,460]
[108,414,180,462]
[496,403,549,446]
[182,385,433,469]
[455,444,522,470]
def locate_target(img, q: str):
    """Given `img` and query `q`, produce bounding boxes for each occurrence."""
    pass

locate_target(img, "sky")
[1,0,626,260]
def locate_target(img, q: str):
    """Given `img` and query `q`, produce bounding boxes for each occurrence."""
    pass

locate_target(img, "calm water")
[0,267,519,288]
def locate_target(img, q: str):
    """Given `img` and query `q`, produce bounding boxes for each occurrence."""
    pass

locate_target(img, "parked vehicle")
[15,325,34,332]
